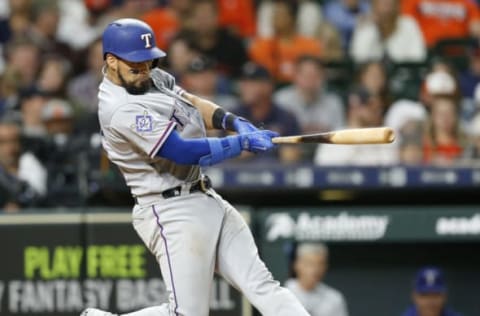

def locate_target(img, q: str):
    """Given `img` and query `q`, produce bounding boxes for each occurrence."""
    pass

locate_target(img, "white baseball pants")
[124,189,310,316]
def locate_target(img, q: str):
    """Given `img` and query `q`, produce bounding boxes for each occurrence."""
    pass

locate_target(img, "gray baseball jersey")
[98,68,204,199]
[95,68,312,316]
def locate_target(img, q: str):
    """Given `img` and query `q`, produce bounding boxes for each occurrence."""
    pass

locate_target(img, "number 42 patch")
[135,111,153,132]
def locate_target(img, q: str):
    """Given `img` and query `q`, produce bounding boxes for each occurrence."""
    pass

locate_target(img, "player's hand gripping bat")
[271,127,395,145]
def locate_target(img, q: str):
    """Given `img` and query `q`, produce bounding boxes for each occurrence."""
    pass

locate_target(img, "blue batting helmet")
[102,18,166,62]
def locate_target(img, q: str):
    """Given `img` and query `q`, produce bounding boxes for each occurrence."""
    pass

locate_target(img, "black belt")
[133,175,212,203]
[162,175,212,199]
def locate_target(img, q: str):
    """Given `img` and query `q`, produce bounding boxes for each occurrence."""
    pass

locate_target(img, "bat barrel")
[271,127,396,144]
[331,127,395,144]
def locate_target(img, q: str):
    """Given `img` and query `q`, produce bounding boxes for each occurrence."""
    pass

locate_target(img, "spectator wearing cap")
[232,62,302,163]
[42,98,74,137]
[420,65,468,121]
[182,56,237,112]
[285,243,349,316]
[384,99,428,165]
[424,71,458,101]
[314,87,396,165]
[402,267,463,316]
[41,98,90,207]
[350,0,426,63]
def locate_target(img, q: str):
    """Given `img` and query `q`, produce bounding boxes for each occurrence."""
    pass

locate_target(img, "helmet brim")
[116,47,166,63]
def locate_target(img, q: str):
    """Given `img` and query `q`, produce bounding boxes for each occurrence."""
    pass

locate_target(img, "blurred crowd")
[2,0,480,209]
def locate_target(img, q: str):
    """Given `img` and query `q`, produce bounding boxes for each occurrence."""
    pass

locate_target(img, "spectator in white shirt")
[350,0,426,63]
[274,55,345,134]
[285,243,349,316]
[314,87,397,165]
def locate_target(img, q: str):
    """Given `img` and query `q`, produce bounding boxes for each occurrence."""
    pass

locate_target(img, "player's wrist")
[212,108,237,131]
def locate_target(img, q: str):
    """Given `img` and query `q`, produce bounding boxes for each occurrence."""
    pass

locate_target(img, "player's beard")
[118,69,152,95]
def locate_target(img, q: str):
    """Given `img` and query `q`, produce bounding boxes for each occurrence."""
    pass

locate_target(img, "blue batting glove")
[233,117,259,135]
[240,130,279,153]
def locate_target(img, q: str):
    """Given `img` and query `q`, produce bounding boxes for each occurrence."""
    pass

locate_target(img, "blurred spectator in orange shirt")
[141,0,192,50]
[424,96,464,165]
[249,0,322,83]
[217,0,256,37]
[402,0,480,48]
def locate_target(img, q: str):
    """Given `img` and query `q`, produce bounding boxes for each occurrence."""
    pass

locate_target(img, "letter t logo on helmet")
[102,18,166,63]
[141,33,153,48]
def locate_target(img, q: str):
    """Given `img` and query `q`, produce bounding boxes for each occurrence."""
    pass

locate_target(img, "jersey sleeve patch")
[109,104,177,159]
[136,111,153,132]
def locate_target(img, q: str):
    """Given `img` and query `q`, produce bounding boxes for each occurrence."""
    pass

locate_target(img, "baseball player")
[81,19,311,316]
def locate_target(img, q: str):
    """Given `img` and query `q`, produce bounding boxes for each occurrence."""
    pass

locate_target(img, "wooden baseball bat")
[271,127,395,144]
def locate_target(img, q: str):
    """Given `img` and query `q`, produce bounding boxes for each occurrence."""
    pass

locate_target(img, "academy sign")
[265,212,390,241]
